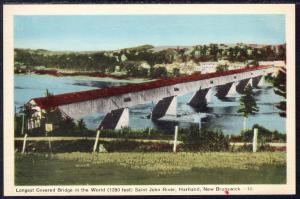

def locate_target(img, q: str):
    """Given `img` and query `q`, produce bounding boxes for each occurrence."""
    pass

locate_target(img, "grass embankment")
[15,152,286,185]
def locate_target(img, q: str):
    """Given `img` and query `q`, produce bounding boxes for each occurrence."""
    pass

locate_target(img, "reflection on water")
[14,74,286,135]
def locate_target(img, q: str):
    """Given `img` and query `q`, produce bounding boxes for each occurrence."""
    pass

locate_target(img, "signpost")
[45,123,53,132]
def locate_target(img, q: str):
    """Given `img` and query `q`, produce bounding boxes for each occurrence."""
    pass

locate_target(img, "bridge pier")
[188,88,211,108]
[236,78,252,93]
[225,82,237,97]
[151,96,177,120]
[252,75,264,88]
[216,82,235,99]
[98,108,129,130]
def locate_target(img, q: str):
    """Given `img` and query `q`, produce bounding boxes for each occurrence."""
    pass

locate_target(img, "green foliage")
[181,124,230,152]
[15,152,286,185]
[150,66,168,78]
[103,141,174,152]
[216,64,229,72]
[58,116,76,134]
[77,119,87,131]
[234,143,274,152]
[240,124,286,142]
[22,104,38,120]
[172,68,180,77]
[14,44,286,78]
[121,61,149,77]
[273,69,286,117]
[45,89,53,97]
[238,85,259,118]
[273,69,286,98]
[99,127,173,140]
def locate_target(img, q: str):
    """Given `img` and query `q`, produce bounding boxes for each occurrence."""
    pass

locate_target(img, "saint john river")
[14,74,286,135]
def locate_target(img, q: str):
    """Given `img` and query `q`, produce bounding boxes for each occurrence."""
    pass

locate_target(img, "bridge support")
[252,75,264,88]
[216,82,235,99]
[152,96,177,120]
[98,108,129,130]
[226,82,237,97]
[236,78,252,93]
[188,88,211,108]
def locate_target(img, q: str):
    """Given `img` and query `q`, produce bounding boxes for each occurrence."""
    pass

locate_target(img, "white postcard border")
[3,4,296,196]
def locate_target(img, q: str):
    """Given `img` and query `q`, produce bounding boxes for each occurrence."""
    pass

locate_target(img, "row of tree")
[15,44,286,78]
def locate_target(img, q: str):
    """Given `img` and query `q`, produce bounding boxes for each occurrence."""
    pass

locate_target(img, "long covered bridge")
[29,65,275,130]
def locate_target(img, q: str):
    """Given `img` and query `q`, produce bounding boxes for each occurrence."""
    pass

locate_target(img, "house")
[259,61,285,68]
[26,98,67,130]
[194,62,219,74]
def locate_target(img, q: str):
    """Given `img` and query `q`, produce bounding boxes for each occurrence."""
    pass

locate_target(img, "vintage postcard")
[3,4,295,196]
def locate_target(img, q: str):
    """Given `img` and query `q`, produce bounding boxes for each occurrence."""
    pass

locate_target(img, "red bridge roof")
[31,66,269,109]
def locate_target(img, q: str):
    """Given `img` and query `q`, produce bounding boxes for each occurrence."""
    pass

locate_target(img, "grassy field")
[15,152,286,185]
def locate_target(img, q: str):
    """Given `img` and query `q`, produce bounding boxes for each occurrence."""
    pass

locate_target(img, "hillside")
[14,43,286,78]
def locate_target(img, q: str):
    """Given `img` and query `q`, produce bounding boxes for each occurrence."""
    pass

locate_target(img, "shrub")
[102,140,176,152]
[240,124,286,143]
[181,124,230,152]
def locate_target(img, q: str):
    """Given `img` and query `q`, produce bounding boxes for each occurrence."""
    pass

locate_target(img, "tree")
[45,88,53,97]
[59,116,76,134]
[172,68,180,77]
[150,67,168,78]
[216,64,229,72]
[237,85,259,130]
[77,119,87,132]
[273,68,286,117]
[20,103,38,134]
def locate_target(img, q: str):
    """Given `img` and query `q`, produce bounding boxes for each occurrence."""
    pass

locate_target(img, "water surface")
[14,74,286,135]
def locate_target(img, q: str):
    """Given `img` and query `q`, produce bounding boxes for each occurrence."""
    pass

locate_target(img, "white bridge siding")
[58,67,273,119]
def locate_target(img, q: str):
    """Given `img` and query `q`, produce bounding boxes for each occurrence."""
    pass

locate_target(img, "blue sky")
[14,15,285,51]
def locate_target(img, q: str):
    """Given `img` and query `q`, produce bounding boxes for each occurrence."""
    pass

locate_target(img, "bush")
[102,140,176,152]
[99,127,173,140]
[240,124,286,143]
[181,124,230,152]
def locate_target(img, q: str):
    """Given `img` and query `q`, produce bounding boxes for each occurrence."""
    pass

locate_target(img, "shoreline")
[14,69,129,80]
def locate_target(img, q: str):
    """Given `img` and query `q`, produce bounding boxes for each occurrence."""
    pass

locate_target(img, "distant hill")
[14,43,286,78]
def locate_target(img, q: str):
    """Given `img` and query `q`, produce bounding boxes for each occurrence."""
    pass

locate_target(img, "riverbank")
[15,68,129,80]
[15,152,286,185]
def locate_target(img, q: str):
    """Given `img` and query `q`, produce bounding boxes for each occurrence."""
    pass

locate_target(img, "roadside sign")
[45,123,53,132]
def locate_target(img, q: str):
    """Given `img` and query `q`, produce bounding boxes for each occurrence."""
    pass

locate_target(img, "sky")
[14,15,285,51]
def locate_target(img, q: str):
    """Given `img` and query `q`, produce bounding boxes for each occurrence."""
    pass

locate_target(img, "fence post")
[21,114,25,135]
[21,133,28,154]
[253,128,258,152]
[48,133,52,151]
[148,109,153,136]
[93,130,100,152]
[173,126,178,153]
[199,117,202,132]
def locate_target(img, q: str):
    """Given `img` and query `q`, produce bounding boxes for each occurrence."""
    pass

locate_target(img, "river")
[14,74,286,135]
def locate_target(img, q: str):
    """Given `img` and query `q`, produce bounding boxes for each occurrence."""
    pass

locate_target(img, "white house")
[259,60,285,68]
[258,61,275,66]
[229,62,246,70]
[194,62,219,74]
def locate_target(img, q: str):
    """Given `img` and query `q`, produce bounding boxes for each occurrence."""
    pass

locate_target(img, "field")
[15,152,286,185]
